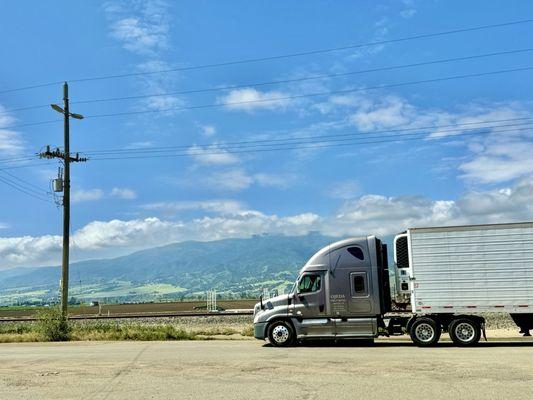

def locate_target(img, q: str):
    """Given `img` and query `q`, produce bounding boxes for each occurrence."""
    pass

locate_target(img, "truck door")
[293,271,334,337]
[349,271,373,313]
[334,271,376,337]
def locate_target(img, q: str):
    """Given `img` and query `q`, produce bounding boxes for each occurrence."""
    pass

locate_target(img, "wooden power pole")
[39,82,86,319]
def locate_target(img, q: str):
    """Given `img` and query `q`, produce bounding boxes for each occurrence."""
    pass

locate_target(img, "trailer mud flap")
[482,322,487,342]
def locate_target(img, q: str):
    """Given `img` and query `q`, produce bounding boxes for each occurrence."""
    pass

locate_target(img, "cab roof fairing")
[298,236,372,274]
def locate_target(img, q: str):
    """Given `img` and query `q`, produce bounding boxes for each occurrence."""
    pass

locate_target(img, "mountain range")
[0,233,341,305]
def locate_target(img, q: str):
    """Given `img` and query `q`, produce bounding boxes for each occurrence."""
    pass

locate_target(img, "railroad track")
[0,310,254,323]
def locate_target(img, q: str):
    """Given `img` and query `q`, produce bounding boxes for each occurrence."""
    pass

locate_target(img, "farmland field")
[0,299,257,319]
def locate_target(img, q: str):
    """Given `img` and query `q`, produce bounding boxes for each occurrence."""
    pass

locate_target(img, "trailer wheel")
[409,317,441,346]
[449,318,480,346]
[267,320,295,347]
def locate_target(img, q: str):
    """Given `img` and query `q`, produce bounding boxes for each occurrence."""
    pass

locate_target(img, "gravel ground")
[0,312,520,328]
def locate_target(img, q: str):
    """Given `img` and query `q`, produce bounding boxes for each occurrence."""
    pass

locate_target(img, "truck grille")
[395,236,409,268]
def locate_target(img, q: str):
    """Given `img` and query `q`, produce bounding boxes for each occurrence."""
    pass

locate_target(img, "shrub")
[36,307,70,341]
[0,322,34,335]
[241,325,254,337]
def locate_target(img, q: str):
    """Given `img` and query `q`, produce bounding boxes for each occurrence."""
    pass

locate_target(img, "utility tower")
[39,82,86,319]
[206,290,217,312]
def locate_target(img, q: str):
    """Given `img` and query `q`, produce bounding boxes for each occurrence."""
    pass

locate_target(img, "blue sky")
[1,0,533,268]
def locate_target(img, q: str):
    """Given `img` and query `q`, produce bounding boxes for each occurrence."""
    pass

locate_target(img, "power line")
[0,156,38,164]
[86,125,533,161]
[4,47,531,114]
[81,118,533,156]
[0,161,56,171]
[0,103,53,115]
[2,122,531,176]
[0,119,61,131]
[0,174,52,203]
[1,18,532,95]
[3,116,533,167]
[82,65,533,120]
[3,116,531,168]
[2,65,532,131]
[0,19,533,94]
[0,80,64,96]
[0,173,46,197]
[83,129,511,161]
[67,48,533,105]
[3,117,531,167]
[0,169,49,194]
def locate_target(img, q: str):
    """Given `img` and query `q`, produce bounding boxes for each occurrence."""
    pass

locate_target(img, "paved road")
[1,340,533,400]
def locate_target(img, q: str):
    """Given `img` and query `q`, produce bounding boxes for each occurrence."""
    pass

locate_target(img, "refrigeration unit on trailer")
[253,221,533,347]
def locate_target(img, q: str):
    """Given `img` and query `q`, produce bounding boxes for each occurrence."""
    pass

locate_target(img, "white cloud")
[218,88,293,112]
[253,173,295,189]
[0,223,9,230]
[135,60,184,112]
[187,169,295,191]
[199,124,216,137]
[126,141,154,149]
[73,187,137,202]
[400,0,417,18]
[349,95,419,131]
[316,93,533,184]
[459,142,533,184]
[330,195,458,237]
[187,145,240,166]
[0,212,320,268]
[72,189,104,203]
[328,180,361,200]
[141,199,246,215]
[0,235,62,266]
[327,177,533,237]
[458,114,533,184]
[105,0,170,56]
[0,105,24,156]
[110,187,137,200]
[400,8,416,18]
[346,17,389,60]
[104,1,183,114]
[317,94,530,139]
[203,169,254,191]
[3,178,533,268]
[0,129,23,155]
[427,104,530,139]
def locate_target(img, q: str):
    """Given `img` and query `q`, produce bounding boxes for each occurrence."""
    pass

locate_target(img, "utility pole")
[39,82,86,319]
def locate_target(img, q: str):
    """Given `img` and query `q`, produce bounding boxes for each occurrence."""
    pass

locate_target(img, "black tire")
[267,320,295,347]
[409,317,441,347]
[449,318,481,346]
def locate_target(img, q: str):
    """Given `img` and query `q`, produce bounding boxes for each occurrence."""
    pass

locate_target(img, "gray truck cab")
[253,236,390,346]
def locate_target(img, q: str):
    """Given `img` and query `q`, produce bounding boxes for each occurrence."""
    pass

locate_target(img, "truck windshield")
[298,274,321,293]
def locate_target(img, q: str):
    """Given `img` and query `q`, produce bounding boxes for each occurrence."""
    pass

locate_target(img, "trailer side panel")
[409,222,533,314]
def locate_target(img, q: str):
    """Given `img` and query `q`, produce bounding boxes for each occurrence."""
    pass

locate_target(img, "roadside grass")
[0,313,518,343]
[0,315,254,343]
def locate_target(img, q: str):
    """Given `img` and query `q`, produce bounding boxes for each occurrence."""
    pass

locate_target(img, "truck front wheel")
[267,320,295,347]
[449,318,481,346]
[409,317,441,346]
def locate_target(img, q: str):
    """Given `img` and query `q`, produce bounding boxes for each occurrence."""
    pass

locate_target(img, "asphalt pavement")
[1,339,532,400]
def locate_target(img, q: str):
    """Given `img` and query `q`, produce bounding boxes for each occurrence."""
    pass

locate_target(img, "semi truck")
[253,221,533,346]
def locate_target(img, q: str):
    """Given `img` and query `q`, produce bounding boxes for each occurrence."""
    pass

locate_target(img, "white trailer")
[394,222,533,314]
